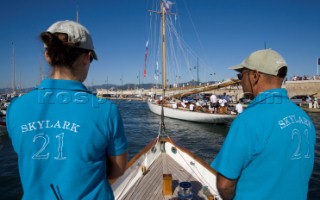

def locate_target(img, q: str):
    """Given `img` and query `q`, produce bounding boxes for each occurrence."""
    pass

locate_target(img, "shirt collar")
[35,79,90,93]
[247,88,288,108]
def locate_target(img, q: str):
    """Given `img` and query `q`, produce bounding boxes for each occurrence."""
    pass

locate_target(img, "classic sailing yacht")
[145,1,239,124]
[148,79,239,124]
[111,1,221,199]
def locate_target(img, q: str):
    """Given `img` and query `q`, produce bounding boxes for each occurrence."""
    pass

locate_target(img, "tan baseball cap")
[229,49,287,76]
[46,20,98,60]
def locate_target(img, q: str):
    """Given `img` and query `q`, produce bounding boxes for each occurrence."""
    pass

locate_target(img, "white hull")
[111,137,221,200]
[148,101,235,124]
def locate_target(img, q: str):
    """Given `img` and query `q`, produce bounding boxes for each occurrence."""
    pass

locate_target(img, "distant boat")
[148,79,239,124]
[111,1,222,199]
[0,109,6,116]
[147,100,235,124]
[0,99,11,116]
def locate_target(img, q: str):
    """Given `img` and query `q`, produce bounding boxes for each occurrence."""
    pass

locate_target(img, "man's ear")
[252,71,260,84]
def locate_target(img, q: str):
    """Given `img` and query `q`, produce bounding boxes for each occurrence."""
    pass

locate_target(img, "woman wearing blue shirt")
[7,20,128,200]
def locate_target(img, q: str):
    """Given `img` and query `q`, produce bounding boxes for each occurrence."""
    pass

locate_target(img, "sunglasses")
[237,70,251,80]
[89,52,94,63]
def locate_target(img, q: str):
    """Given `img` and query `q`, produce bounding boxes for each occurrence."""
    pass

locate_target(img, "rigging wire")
[166,16,181,86]
[147,0,218,83]
[181,0,214,75]
[166,15,196,82]
[147,0,218,85]
[147,1,162,85]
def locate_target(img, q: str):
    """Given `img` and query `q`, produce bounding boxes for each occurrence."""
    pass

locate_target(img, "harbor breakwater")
[285,80,320,98]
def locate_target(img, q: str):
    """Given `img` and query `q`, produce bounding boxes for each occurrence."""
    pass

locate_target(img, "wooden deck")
[119,153,213,200]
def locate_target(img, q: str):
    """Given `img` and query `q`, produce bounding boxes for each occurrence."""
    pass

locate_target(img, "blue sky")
[0,0,319,89]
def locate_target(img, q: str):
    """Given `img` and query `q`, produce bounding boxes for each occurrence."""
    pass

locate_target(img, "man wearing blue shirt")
[211,49,315,199]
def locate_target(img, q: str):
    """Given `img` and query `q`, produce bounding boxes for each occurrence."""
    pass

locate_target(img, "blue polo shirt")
[7,79,127,200]
[211,88,315,200]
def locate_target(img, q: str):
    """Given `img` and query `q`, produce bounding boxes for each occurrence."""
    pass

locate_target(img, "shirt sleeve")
[106,103,128,156]
[211,116,255,179]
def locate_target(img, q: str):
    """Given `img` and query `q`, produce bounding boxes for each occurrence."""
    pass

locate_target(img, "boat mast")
[12,42,16,94]
[148,1,173,136]
[161,4,167,90]
[76,4,79,23]
[160,1,167,136]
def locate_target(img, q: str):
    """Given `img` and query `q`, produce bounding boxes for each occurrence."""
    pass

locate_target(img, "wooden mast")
[161,2,166,90]
[160,1,167,135]
[12,42,16,94]
[148,1,175,135]
[76,2,79,23]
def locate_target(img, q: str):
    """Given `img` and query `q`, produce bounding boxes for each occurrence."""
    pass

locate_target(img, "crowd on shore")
[299,96,319,109]
[290,75,320,81]
[154,92,244,115]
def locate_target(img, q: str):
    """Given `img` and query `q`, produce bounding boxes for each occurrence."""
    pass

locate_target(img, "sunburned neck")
[254,76,284,97]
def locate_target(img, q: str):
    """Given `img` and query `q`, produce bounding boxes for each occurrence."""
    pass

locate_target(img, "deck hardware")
[151,146,157,153]
[141,166,147,175]
[163,174,173,196]
[178,181,193,200]
[171,146,177,154]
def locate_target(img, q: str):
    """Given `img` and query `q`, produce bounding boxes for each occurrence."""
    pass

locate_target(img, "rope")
[50,184,60,200]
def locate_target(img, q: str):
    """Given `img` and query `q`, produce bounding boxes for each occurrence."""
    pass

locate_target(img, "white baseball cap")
[229,49,287,76]
[46,20,98,60]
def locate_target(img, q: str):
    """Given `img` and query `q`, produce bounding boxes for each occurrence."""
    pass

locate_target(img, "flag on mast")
[144,40,149,77]
[162,0,173,12]
[154,61,159,81]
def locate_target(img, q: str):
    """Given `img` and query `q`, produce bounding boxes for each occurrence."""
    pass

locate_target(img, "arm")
[107,150,128,180]
[216,173,237,200]
[106,103,128,181]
